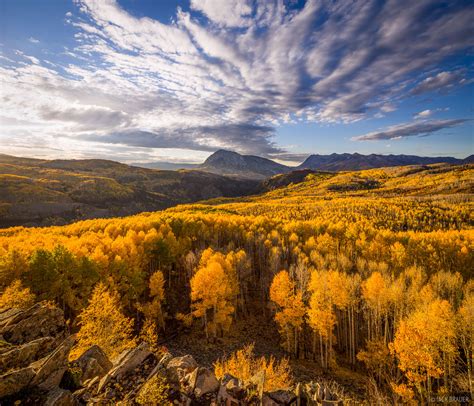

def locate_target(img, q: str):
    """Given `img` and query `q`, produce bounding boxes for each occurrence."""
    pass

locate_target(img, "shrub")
[136,373,172,405]
[0,280,35,310]
[214,343,293,392]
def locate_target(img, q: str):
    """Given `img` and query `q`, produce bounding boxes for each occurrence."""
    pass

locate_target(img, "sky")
[0,0,473,165]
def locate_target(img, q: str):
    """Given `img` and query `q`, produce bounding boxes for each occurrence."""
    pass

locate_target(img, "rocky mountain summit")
[0,303,344,405]
[199,150,290,179]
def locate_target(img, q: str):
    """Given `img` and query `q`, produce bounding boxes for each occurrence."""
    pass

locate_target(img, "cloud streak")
[411,70,467,95]
[352,119,469,141]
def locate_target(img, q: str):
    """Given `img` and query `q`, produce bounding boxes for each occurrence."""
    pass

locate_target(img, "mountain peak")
[213,149,240,156]
[201,150,289,179]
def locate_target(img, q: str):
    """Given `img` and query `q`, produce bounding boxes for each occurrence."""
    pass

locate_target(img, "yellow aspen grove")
[0,161,471,403]
[197,248,242,299]
[224,249,250,314]
[307,296,335,368]
[139,270,166,331]
[357,338,395,387]
[429,271,463,308]
[457,290,474,399]
[72,282,136,359]
[328,271,350,363]
[190,255,236,340]
[347,273,361,365]
[361,271,391,343]
[139,319,160,354]
[401,266,427,314]
[307,270,350,368]
[269,270,306,356]
[390,299,457,403]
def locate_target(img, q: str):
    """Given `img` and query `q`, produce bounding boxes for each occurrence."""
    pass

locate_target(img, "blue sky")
[0,0,473,165]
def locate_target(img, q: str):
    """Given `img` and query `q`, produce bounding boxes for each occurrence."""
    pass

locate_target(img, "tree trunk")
[320,333,324,368]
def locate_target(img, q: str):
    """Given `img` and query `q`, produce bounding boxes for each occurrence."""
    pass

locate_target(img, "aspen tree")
[269,270,306,356]
[390,299,456,402]
[0,280,35,309]
[139,270,166,331]
[361,271,390,342]
[457,290,473,399]
[307,270,351,368]
[73,283,136,359]
[190,259,235,339]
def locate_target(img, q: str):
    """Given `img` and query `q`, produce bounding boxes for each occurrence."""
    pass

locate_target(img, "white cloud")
[411,70,466,94]
[352,119,468,141]
[413,108,451,119]
[414,109,432,119]
[28,37,40,44]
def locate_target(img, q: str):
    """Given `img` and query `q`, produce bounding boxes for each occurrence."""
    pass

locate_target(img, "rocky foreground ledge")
[0,303,343,405]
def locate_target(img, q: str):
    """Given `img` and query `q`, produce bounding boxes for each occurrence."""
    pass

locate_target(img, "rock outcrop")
[0,303,67,344]
[97,342,152,392]
[0,303,73,403]
[0,303,345,405]
[72,344,112,384]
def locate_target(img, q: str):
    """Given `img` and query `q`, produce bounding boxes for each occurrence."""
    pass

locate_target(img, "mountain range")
[190,150,473,179]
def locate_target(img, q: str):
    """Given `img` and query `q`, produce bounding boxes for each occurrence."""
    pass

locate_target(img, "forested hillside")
[0,163,472,404]
[0,154,258,227]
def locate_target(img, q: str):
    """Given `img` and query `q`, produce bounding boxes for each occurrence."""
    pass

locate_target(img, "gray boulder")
[0,365,35,397]
[145,351,173,381]
[98,342,151,392]
[185,367,219,398]
[72,386,92,403]
[262,393,280,406]
[0,303,66,345]
[322,401,343,406]
[217,373,244,404]
[267,389,297,405]
[45,387,76,406]
[74,344,112,382]
[0,308,23,326]
[166,354,198,384]
[30,335,75,390]
[0,336,55,373]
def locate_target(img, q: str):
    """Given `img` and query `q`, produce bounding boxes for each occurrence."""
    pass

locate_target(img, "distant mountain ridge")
[297,153,469,171]
[196,150,471,178]
[131,162,199,170]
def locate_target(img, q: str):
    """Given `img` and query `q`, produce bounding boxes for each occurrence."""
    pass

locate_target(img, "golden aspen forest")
[2,0,474,403]
[0,163,472,404]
